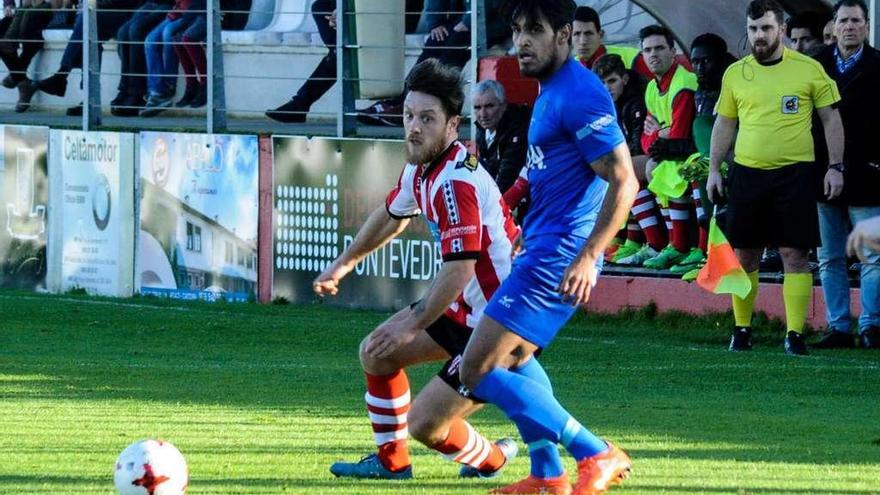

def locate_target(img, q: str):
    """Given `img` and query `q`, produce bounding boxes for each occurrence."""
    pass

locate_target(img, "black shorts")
[425,314,474,396]
[726,162,819,249]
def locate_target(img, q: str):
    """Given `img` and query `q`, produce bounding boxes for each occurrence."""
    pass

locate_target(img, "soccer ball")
[114,439,188,495]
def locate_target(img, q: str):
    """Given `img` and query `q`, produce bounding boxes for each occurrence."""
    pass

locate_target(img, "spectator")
[0,0,55,112]
[173,14,206,108]
[786,12,828,55]
[358,0,510,127]
[823,18,837,45]
[707,0,845,356]
[592,54,663,264]
[472,79,529,194]
[810,0,879,350]
[22,0,140,116]
[140,0,205,116]
[265,0,335,123]
[623,24,699,273]
[112,0,175,116]
[572,5,652,80]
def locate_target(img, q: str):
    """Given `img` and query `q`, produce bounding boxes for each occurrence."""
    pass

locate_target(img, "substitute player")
[313,58,563,482]
[458,1,639,494]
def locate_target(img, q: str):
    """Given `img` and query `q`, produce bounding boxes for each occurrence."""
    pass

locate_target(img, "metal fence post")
[470,0,483,141]
[83,0,100,129]
[207,0,227,132]
[337,0,355,137]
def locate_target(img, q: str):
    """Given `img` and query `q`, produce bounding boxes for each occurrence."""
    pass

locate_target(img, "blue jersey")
[523,58,625,241]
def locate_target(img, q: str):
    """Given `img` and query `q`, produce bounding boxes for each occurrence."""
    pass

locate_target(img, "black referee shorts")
[726,162,820,250]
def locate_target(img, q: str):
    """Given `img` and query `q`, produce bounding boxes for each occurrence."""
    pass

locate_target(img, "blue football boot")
[330,453,413,480]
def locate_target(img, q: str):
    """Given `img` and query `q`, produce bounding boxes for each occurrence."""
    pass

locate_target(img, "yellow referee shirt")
[716,47,840,169]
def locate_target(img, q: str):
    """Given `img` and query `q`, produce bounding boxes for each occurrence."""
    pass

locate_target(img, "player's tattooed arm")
[407,259,476,328]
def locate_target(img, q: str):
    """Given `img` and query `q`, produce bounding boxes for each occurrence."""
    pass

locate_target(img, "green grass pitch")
[0,290,878,494]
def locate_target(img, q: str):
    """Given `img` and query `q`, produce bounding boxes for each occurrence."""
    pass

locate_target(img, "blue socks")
[511,358,564,478]
[476,366,608,464]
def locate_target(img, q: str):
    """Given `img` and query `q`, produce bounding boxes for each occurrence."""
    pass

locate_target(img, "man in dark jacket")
[472,79,529,194]
[812,0,880,349]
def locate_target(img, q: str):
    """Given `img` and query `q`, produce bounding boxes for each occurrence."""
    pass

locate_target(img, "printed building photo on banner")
[0,125,49,290]
[272,136,438,309]
[47,130,136,297]
[139,132,259,302]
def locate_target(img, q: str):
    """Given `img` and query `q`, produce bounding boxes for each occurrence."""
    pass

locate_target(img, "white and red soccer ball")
[114,439,188,495]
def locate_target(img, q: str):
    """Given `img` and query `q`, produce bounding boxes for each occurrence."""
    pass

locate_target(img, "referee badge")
[782,96,800,114]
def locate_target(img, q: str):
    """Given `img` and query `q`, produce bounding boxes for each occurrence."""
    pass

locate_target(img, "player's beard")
[406,134,448,165]
[520,49,562,80]
[751,36,781,62]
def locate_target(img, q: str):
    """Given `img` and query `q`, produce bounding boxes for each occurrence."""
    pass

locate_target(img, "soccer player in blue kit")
[458,1,639,494]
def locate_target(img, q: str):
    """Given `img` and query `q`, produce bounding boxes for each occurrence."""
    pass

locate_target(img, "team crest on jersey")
[457,154,479,171]
[782,96,799,114]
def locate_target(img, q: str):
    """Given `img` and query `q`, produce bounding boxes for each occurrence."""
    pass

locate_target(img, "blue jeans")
[145,16,187,96]
[817,203,880,332]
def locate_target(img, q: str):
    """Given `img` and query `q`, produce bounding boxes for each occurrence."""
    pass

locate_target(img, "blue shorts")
[483,234,602,348]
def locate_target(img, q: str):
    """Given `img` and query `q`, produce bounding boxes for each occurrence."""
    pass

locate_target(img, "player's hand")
[365,314,419,359]
[643,115,660,135]
[312,261,350,296]
[824,168,844,200]
[326,9,337,29]
[847,216,880,263]
[706,169,724,204]
[453,21,468,32]
[557,253,598,307]
[429,25,449,41]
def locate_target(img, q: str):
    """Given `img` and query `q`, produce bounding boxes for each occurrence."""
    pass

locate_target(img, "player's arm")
[706,114,737,202]
[817,104,845,200]
[313,206,410,296]
[559,143,638,306]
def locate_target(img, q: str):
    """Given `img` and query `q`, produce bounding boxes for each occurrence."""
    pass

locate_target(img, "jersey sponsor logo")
[527,145,546,170]
[442,182,461,225]
[576,113,616,140]
[441,225,478,240]
[782,96,799,114]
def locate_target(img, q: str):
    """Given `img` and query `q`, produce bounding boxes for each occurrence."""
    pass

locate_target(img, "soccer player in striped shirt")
[313,59,563,482]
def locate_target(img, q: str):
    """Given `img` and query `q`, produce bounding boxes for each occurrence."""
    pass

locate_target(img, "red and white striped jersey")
[385,141,520,329]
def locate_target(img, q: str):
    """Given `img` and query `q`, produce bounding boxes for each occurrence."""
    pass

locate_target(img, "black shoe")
[189,84,206,108]
[37,72,68,97]
[860,326,880,349]
[784,331,808,356]
[3,74,17,89]
[111,95,143,117]
[729,326,753,351]
[811,329,855,349]
[66,102,83,116]
[266,97,308,123]
[15,80,37,113]
[110,92,126,108]
[759,249,783,273]
[176,84,199,107]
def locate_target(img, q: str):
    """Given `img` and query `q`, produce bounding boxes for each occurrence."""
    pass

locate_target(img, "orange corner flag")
[696,218,752,299]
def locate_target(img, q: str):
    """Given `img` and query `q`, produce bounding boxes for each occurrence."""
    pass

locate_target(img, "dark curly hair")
[404,58,464,119]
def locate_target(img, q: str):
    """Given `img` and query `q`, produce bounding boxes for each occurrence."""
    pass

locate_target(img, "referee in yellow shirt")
[707,0,845,356]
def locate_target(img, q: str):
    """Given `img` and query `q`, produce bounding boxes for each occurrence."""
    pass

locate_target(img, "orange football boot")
[571,443,631,495]
[490,473,573,495]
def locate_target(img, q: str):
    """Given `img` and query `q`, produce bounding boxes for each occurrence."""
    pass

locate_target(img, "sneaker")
[643,244,688,270]
[266,96,308,123]
[604,238,623,263]
[614,244,658,266]
[110,92,126,108]
[572,442,631,495]
[111,95,143,117]
[15,80,37,113]
[610,240,642,264]
[860,326,880,349]
[37,72,68,97]
[680,265,703,282]
[189,84,207,108]
[784,331,808,356]
[66,103,83,116]
[357,100,403,126]
[669,248,706,274]
[729,326,752,351]
[329,453,413,480]
[460,438,518,479]
[176,84,199,108]
[490,473,573,495]
[811,329,855,349]
[140,94,174,117]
